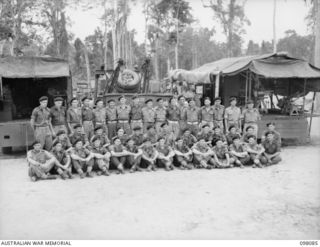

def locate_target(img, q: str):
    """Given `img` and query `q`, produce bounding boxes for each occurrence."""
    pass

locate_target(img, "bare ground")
[0,145,319,240]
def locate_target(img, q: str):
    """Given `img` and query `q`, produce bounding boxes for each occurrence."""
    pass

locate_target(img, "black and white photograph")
[0,0,319,244]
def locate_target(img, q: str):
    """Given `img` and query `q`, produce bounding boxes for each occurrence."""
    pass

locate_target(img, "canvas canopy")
[170,53,320,83]
[0,56,70,78]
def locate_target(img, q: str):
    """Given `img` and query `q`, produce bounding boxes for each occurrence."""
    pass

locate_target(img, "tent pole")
[245,71,248,104]
[214,72,220,97]
[303,78,307,113]
[248,71,252,100]
[308,91,316,137]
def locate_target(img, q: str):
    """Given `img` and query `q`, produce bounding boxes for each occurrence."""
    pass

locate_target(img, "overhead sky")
[66,0,312,46]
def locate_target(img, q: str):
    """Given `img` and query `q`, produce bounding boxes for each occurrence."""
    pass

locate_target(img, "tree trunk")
[82,45,91,89]
[273,0,277,53]
[175,19,179,69]
[315,0,320,67]
[154,37,160,82]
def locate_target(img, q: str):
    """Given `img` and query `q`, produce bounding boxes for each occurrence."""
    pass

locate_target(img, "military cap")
[39,96,48,102]
[145,99,153,104]
[265,131,275,136]
[183,128,191,133]
[118,95,125,101]
[56,130,66,136]
[246,99,254,104]
[228,125,236,131]
[214,97,221,102]
[70,97,78,104]
[204,97,211,101]
[82,96,92,102]
[169,97,176,103]
[160,122,168,128]
[52,141,62,147]
[133,126,142,131]
[156,98,163,102]
[202,124,209,128]
[229,97,237,102]
[91,136,101,143]
[72,138,83,146]
[146,125,155,130]
[188,98,195,103]
[117,127,124,132]
[54,96,63,102]
[132,94,139,100]
[213,126,221,130]
[245,125,254,132]
[213,138,223,145]
[157,136,166,142]
[232,135,240,141]
[143,137,151,143]
[126,137,135,143]
[176,137,183,142]
[247,135,256,140]
[112,136,121,143]
[32,140,41,146]
[266,122,275,127]
[107,99,115,103]
[94,126,103,132]
[178,95,185,100]
[95,98,103,104]
[73,124,82,129]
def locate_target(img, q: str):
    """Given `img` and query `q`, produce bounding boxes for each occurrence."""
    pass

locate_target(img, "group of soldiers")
[27,94,282,181]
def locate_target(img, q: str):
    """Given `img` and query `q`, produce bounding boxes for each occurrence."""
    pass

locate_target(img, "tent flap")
[0,56,70,78]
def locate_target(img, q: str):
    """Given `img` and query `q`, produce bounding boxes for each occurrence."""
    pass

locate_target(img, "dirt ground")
[0,145,319,240]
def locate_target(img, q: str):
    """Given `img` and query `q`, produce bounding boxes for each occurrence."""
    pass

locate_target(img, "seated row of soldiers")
[26,120,282,181]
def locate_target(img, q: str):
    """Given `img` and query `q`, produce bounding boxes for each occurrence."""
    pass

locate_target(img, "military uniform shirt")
[82,106,94,121]
[213,145,229,159]
[71,147,91,158]
[116,105,131,120]
[200,106,214,122]
[182,134,197,148]
[50,106,66,126]
[224,106,241,122]
[51,149,68,163]
[156,145,171,156]
[229,143,247,153]
[262,140,280,155]
[28,149,53,163]
[90,146,108,155]
[185,106,200,122]
[66,107,82,124]
[212,105,225,121]
[154,106,167,122]
[242,108,260,123]
[31,107,51,126]
[166,106,180,121]
[130,105,143,120]
[106,107,117,122]
[93,107,107,124]
[142,107,156,122]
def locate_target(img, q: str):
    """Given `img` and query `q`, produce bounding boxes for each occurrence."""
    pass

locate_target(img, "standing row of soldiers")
[30,94,261,151]
[27,94,282,181]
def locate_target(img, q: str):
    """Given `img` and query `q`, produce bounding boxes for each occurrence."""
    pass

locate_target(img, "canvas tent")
[170,53,320,88]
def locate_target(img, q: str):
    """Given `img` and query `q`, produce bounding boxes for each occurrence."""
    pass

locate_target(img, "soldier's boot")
[117,164,125,174]
[30,176,38,182]
[77,169,85,179]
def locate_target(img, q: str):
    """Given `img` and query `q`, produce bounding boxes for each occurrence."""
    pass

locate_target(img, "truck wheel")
[2,147,12,154]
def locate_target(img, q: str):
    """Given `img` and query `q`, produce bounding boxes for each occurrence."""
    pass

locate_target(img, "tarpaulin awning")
[170,53,320,83]
[0,56,70,78]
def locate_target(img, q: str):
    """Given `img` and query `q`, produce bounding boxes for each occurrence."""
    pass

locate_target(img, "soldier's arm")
[26,151,40,166]
[30,109,37,131]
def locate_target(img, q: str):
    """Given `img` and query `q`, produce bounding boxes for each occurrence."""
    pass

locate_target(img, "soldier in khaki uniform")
[241,99,260,137]
[142,99,156,132]
[130,95,143,131]
[200,97,214,129]
[191,138,215,169]
[116,96,131,135]
[27,140,60,181]
[224,97,242,133]
[155,137,175,171]
[229,136,250,168]
[212,97,225,131]
[166,97,181,139]
[173,138,194,169]
[30,96,54,151]
[154,98,167,134]
[81,97,94,140]
[66,98,82,134]
[93,98,108,136]
[89,136,111,176]
[185,98,200,136]
[50,96,67,135]
[178,95,188,133]
[70,139,94,178]
[106,99,118,140]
